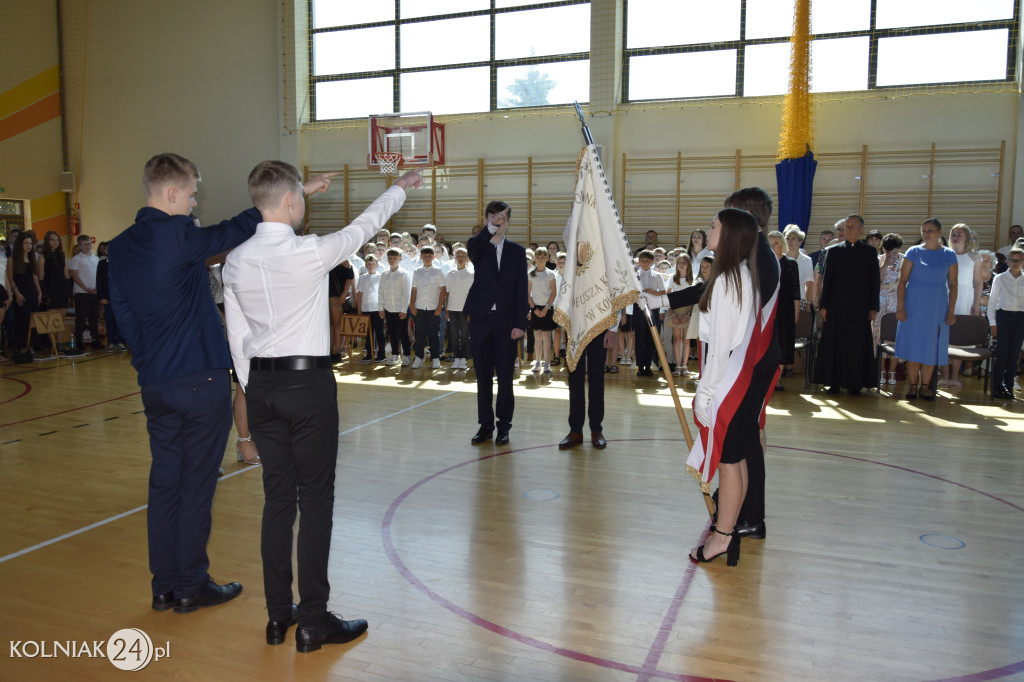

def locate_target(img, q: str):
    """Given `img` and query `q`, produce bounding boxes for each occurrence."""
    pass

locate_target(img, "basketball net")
[376,152,402,176]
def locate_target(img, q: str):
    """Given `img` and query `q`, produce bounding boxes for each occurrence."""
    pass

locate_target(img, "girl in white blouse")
[688,208,761,567]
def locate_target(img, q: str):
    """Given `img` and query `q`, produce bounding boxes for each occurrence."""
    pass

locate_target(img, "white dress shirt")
[356,271,381,312]
[411,265,445,310]
[445,266,474,312]
[987,269,1024,326]
[223,186,405,388]
[378,266,413,313]
[69,253,99,293]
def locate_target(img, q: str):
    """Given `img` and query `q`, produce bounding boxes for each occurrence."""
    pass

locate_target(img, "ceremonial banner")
[554,144,640,372]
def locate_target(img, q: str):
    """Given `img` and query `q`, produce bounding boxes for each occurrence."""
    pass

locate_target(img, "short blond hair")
[143,153,199,196]
[247,160,302,210]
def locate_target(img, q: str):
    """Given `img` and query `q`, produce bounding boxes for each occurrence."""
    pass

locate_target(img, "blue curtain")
[775,151,817,236]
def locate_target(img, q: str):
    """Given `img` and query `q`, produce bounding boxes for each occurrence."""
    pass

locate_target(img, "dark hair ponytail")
[698,208,760,314]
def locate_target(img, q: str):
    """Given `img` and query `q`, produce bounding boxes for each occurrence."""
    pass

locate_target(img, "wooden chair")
[947,314,993,394]
[793,305,815,388]
[875,312,899,391]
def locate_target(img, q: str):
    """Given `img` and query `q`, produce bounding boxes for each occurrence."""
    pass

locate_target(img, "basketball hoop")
[375,152,403,176]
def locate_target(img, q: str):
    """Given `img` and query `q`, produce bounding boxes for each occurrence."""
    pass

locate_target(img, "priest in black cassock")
[814,214,880,395]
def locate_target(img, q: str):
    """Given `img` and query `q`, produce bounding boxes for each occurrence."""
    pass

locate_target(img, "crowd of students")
[5,217,1022,401]
[1,228,124,364]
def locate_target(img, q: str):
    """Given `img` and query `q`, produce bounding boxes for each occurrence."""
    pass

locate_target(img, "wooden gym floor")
[1,350,1022,681]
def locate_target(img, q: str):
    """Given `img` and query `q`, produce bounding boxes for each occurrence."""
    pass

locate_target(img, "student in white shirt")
[223,161,421,652]
[528,247,557,372]
[988,246,1024,399]
[356,254,385,362]
[634,249,665,376]
[68,234,101,349]
[378,248,413,366]
[409,246,446,368]
[445,247,474,369]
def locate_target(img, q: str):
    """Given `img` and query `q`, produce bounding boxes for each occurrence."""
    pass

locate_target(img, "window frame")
[309,0,591,121]
[621,0,1019,104]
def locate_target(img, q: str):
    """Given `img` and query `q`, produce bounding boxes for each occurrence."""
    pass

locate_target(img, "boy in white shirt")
[988,246,1024,399]
[445,247,474,369]
[356,254,385,363]
[634,249,665,376]
[409,246,446,368]
[68,234,102,349]
[378,248,412,365]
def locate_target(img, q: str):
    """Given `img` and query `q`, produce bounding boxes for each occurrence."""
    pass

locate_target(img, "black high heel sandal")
[690,527,740,567]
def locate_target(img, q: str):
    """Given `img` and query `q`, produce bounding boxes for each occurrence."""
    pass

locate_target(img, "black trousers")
[364,312,386,359]
[140,369,232,598]
[384,310,411,358]
[74,292,99,343]
[470,311,517,431]
[414,309,440,359]
[568,331,606,433]
[448,310,470,359]
[634,313,659,370]
[993,309,1024,396]
[738,340,781,526]
[246,367,339,628]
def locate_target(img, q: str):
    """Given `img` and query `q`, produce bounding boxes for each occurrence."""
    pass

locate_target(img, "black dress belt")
[250,356,332,371]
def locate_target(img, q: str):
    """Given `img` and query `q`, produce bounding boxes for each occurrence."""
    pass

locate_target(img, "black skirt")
[530,306,556,331]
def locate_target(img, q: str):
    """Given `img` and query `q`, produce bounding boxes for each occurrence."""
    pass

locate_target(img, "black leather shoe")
[471,427,493,444]
[152,592,174,612]
[993,388,1015,400]
[591,431,607,449]
[173,579,242,613]
[295,612,368,653]
[558,432,583,449]
[267,604,298,645]
[495,429,510,445]
[734,520,767,539]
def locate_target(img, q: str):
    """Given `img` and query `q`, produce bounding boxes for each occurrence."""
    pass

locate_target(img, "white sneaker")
[621,358,632,366]
[532,361,541,373]
[432,358,440,369]
[411,357,423,369]
[384,355,398,366]
[543,361,551,373]
[1015,380,1021,391]
[455,358,465,369]
[514,358,520,370]
[401,355,411,367]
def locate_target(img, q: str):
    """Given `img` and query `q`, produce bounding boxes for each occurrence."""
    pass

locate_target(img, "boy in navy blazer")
[464,201,529,445]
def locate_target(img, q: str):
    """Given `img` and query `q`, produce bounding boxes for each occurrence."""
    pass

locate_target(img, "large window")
[311,0,591,121]
[624,0,1017,103]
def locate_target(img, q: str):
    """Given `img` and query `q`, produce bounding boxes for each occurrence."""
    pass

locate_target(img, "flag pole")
[637,300,715,520]
[573,103,714,520]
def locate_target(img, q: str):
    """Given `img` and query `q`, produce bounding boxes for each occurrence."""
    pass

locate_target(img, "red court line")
[0,377,32,406]
[385,438,1024,682]
[0,390,141,428]
[382,444,722,682]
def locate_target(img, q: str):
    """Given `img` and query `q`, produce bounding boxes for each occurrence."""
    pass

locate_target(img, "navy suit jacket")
[108,206,261,386]
[463,230,529,331]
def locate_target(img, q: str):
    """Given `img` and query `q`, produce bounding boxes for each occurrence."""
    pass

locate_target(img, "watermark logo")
[10,629,169,671]
[107,629,161,671]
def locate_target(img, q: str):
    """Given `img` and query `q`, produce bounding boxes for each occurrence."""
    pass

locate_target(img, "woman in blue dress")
[894,219,958,400]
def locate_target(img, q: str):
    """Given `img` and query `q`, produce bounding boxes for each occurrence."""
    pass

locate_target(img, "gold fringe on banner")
[777,0,813,162]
